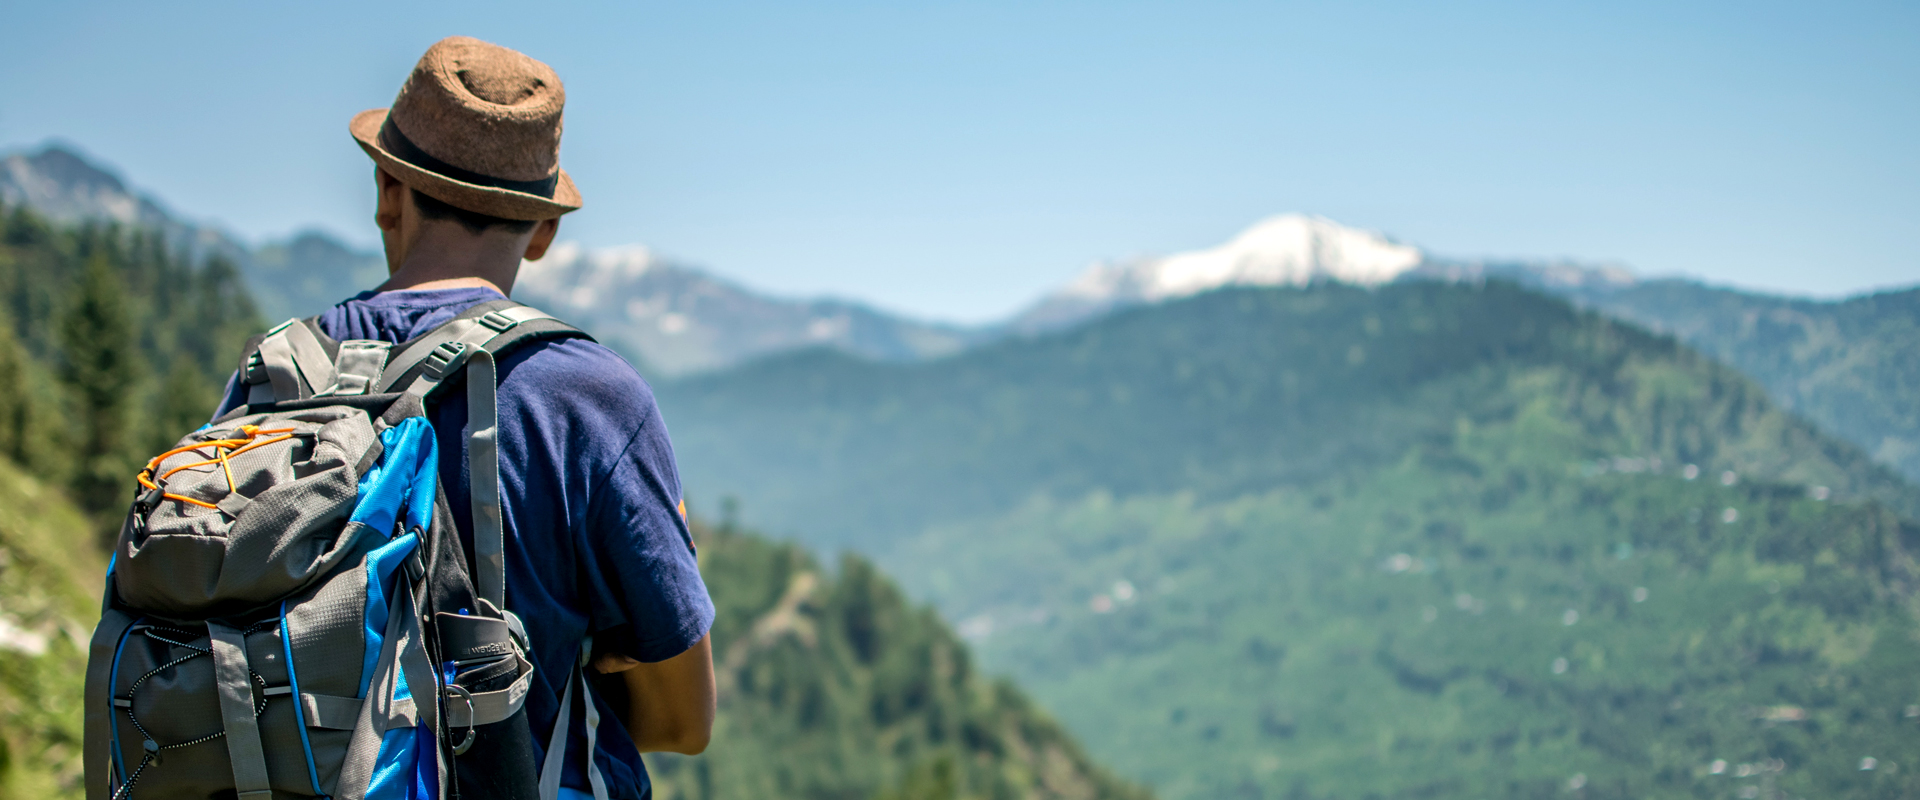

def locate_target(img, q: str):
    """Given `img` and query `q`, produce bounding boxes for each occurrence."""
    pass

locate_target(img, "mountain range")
[5,143,1916,487]
[0,144,977,378]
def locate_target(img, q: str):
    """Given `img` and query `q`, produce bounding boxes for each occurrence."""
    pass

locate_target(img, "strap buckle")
[243,352,268,385]
[478,310,519,333]
[421,341,474,380]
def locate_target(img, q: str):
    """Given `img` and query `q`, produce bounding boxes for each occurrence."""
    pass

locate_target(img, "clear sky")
[3,1,1915,322]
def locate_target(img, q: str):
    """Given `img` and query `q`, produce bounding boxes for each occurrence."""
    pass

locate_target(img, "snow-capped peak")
[1012,215,1427,334]
[517,242,657,312]
[1080,214,1423,302]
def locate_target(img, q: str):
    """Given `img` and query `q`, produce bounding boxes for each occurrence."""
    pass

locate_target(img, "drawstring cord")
[134,425,296,511]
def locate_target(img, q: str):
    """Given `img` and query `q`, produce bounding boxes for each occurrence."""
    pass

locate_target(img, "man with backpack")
[84,36,714,800]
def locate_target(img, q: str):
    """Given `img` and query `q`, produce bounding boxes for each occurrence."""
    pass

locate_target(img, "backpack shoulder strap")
[376,300,592,398]
[236,318,340,405]
[377,300,592,614]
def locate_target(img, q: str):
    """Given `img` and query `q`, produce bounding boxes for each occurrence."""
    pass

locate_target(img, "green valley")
[657,282,1920,798]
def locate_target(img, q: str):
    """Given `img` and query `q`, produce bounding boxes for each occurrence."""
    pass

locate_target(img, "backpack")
[83,299,615,800]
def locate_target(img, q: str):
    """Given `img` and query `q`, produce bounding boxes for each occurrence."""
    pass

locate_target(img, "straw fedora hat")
[350,36,582,221]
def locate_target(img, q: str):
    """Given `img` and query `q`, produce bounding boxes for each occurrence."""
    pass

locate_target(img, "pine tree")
[152,357,215,457]
[59,251,138,543]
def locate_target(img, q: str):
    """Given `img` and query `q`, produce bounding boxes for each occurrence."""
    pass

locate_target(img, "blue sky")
[3,1,1915,322]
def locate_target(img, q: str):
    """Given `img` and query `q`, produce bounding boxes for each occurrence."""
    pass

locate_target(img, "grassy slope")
[0,458,104,800]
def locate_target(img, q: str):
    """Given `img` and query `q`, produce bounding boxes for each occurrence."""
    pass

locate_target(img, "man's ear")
[374,169,407,233]
[522,217,561,261]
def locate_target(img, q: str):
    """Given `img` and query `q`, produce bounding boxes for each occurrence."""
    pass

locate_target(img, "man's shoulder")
[497,335,662,421]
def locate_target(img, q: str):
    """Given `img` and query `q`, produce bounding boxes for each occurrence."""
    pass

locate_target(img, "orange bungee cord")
[134,424,297,511]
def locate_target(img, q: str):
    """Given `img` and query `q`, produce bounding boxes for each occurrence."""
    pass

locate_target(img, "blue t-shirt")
[216,287,713,800]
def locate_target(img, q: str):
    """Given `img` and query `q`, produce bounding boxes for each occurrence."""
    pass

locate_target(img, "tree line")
[0,203,260,543]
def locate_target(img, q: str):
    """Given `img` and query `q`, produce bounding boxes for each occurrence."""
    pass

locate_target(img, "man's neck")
[378,229,524,296]
[377,274,508,295]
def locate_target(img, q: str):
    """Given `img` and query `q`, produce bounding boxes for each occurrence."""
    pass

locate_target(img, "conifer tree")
[59,251,138,542]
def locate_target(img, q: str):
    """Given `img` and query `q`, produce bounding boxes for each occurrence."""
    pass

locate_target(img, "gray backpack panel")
[85,301,604,800]
[115,407,382,618]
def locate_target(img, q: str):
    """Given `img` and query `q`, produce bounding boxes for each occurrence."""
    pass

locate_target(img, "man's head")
[351,36,581,289]
[373,169,558,279]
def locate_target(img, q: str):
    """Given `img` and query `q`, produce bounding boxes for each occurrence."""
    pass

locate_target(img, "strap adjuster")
[421,341,473,380]
[478,311,519,333]
[243,352,268,384]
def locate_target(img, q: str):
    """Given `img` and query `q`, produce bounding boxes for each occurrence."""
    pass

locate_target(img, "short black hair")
[409,188,537,235]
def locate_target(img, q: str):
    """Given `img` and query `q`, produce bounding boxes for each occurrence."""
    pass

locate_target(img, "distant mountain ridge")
[1542,278,1920,483]
[0,145,176,231]
[515,243,978,376]
[1007,213,1650,335]
[0,143,974,378]
[0,144,254,272]
[0,143,373,323]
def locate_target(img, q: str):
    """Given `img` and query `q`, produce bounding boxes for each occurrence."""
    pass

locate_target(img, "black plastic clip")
[421,342,473,380]
[477,311,519,333]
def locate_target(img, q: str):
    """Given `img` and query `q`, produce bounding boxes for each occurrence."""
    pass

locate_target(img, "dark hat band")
[378,118,560,198]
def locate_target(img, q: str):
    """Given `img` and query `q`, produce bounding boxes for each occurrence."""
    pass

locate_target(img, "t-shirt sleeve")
[576,387,715,664]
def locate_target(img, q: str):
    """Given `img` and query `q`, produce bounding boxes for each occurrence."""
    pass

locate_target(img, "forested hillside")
[1550,278,1920,484]
[661,282,1916,551]
[657,282,1920,798]
[651,519,1149,800]
[0,203,259,539]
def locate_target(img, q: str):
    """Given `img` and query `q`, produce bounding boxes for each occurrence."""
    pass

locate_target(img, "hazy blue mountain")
[0,144,252,271]
[0,143,974,377]
[0,143,375,321]
[513,243,977,377]
[659,282,1915,551]
[246,230,390,319]
[1413,260,1920,482]
[0,145,177,232]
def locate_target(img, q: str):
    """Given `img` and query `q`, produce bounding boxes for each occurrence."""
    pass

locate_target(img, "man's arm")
[592,634,715,755]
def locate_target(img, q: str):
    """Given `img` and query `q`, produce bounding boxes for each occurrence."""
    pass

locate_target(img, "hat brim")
[350,108,581,221]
